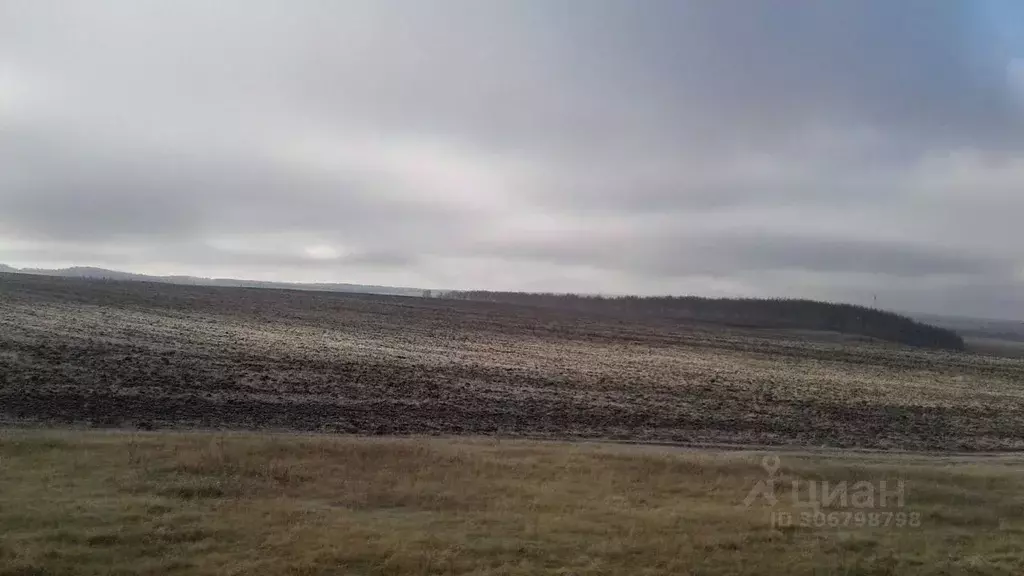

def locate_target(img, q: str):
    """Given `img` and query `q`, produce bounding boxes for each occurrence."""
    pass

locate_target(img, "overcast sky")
[2,1,1024,319]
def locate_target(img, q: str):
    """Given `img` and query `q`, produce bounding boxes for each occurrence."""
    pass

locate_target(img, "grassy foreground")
[1,431,1023,575]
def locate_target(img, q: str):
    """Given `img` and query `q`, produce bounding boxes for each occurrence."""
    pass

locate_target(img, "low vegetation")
[1,430,1023,575]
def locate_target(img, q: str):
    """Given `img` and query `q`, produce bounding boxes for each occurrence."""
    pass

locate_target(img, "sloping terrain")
[2,273,1023,450]
[0,264,427,296]
[446,291,965,350]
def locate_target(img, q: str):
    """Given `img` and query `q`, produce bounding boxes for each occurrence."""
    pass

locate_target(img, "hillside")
[445,291,966,351]
[0,264,427,297]
[0,265,965,350]
[2,273,1022,450]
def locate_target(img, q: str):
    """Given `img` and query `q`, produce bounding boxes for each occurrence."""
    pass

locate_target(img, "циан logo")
[742,454,920,529]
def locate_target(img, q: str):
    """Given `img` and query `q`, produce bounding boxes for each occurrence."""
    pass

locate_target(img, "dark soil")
[2,273,1023,451]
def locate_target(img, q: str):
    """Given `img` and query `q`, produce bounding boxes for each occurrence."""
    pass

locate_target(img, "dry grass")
[2,430,1023,575]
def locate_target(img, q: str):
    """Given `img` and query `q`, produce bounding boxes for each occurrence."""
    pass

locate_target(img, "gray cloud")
[1,0,1023,318]
[0,239,417,272]
[475,230,1008,279]
[0,127,475,249]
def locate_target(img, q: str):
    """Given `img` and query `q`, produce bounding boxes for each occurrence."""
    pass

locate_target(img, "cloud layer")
[1,0,1023,318]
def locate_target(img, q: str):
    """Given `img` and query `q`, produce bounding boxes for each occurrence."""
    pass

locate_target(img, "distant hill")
[0,265,429,298]
[914,313,1024,343]
[1,264,967,350]
[445,290,966,351]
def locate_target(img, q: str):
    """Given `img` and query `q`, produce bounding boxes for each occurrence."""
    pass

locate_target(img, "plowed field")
[3,273,1023,450]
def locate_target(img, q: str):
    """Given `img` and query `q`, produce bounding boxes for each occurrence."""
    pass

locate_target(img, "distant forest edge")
[441,291,966,351]
[0,264,966,350]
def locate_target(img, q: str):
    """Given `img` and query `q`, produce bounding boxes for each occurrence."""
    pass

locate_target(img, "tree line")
[441,291,965,351]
